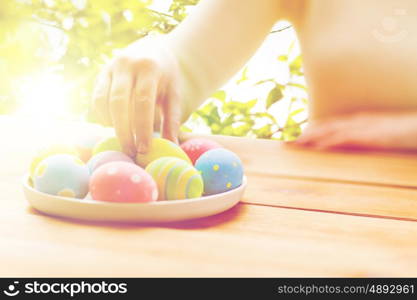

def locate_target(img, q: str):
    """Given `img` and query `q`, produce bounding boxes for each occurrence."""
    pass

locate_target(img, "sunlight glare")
[16,73,71,121]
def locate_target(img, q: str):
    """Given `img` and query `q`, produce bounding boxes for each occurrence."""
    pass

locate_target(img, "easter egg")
[180,138,222,165]
[90,161,158,203]
[92,136,122,156]
[136,138,191,167]
[33,154,90,198]
[146,157,203,200]
[195,148,243,195]
[75,134,104,162]
[30,144,79,179]
[87,151,134,174]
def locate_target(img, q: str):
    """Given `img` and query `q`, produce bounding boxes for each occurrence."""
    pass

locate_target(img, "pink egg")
[89,162,158,203]
[87,151,134,174]
[181,138,222,165]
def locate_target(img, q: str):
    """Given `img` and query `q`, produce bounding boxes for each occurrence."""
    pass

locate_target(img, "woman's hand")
[91,0,284,157]
[294,111,417,152]
[91,37,183,156]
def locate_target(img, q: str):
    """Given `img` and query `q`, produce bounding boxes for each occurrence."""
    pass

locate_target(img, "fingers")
[109,67,136,157]
[161,86,181,144]
[92,70,112,126]
[293,112,417,151]
[93,54,181,155]
[294,119,352,149]
[295,118,354,147]
[295,124,335,146]
[311,134,362,150]
[296,124,377,150]
[132,70,159,154]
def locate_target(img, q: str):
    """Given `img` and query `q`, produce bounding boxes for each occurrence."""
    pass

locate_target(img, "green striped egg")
[145,157,203,201]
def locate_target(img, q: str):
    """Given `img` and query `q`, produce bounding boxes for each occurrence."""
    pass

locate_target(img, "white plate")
[22,174,247,223]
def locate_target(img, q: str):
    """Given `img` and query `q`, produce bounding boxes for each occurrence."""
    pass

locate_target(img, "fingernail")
[137,142,149,154]
[123,146,135,158]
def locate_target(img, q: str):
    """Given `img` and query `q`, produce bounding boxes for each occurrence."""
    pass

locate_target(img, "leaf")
[287,82,307,91]
[255,78,275,85]
[289,54,303,76]
[209,105,221,123]
[236,66,248,84]
[282,117,302,141]
[198,102,215,115]
[195,103,220,126]
[210,123,221,134]
[211,90,226,102]
[221,125,234,136]
[277,55,287,62]
[223,99,254,115]
[287,40,295,55]
[233,124,251,136]
[253,124,272,139]
[254,112,278,124]
[266,85,283,109]
[180,124,192,132]
[289,108,305,117]
[245,98,257,110]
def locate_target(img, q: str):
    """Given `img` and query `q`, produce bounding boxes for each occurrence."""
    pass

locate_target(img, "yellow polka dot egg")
[33,154,90,198]
[146,157,203,200]
[92,136,122,156]
[136,138,191,167]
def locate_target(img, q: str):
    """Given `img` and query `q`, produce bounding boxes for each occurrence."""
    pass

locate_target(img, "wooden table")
[1,116,417,277]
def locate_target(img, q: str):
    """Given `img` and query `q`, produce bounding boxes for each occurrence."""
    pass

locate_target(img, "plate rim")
[22,173,247,207]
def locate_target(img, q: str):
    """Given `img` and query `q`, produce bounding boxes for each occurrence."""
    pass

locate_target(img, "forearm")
[166,0,284,120]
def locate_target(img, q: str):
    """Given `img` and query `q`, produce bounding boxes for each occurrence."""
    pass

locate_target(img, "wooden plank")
[243,173,417,220]
[182,133,417,188]
[1,195,417,277]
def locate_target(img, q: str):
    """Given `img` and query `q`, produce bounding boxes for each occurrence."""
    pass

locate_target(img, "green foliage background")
[0,0,307,140]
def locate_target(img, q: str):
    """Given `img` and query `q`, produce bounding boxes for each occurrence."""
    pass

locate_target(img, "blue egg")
[195,148,243,195]
[33,154,90,198]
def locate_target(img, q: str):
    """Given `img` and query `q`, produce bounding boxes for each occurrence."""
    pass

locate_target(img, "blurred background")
[0,0,308,140]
